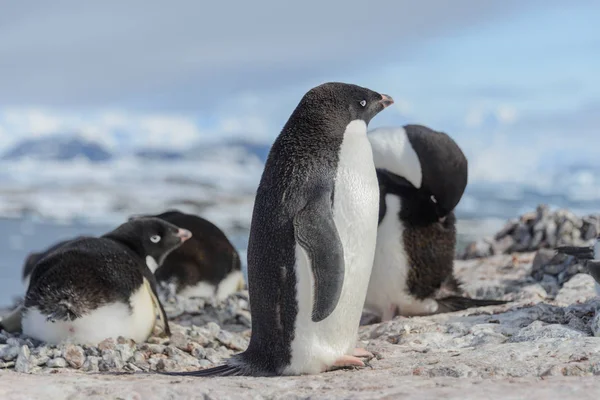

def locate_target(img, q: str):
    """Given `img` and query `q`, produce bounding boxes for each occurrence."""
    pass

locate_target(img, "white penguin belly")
[285,120,379,375]
[177,270,244,301]
[365,194,438,320]
[22,280,157,345]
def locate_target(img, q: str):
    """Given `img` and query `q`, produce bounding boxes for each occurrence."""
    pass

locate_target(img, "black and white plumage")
[130,210,244,300]
[556,237,600,294]
[19,217,191,345]
[163,82,394,377]
[364,125,507,321]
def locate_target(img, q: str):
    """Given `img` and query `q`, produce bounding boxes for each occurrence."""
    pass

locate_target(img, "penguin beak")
[176,229,192,242]
[379,94,394,108]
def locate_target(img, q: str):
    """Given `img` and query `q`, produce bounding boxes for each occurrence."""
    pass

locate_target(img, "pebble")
[15,346,31,373]
[64,345,86,369]
[47,357,67,368]
[82,356,100,372]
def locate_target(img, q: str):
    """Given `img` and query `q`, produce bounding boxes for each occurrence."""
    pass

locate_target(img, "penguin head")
[110,217,192,267]
[297,82,394,128]
[369,125,468,223]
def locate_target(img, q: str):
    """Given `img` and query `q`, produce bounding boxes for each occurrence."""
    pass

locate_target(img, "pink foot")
[352,348,374,359]
[332,355,365,369]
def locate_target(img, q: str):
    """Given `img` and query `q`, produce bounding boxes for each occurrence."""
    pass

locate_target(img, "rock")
[14,346,32,373]
[47,357,67,368]
[169,331,189,351]
[100,349,125,371]
[1,345,20,361]
[510,321,586,342]
[82,356,100,372]
[115,343,134,363]
[97,338,116,351]
[64,345,86,369]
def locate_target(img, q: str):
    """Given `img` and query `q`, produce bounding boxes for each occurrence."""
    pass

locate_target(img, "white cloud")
[464,102,518,128]
[495,104,518,124]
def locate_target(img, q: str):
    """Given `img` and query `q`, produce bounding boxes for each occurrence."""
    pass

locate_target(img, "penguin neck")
[396,191,453,227]
[103,232,146,261]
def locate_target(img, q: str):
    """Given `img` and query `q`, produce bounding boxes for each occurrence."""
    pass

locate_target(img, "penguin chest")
[285,120,379,375]
[365,194,438,320]
[331,120,380,300]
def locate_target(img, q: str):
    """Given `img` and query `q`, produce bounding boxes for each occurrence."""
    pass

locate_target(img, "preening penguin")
[20,218,191,345]
[129,210,244,301]
[364,125,508,321]
[162,82,393,377]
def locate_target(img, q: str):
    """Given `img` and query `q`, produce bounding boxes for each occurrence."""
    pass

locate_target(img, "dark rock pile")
[460,205,599,260]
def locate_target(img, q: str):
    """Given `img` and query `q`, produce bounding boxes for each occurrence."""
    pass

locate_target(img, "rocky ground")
[2,206,600,399]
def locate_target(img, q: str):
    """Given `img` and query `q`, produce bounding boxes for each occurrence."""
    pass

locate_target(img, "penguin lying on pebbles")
[130,210,245,300]
[364,125,508,322]
[556,238,600,294]
[163,82,394,377]
[19,217,191,345]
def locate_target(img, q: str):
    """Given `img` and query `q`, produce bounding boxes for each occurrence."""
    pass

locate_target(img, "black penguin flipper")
[555,245,594,260]
[436,296,509,314]
[293,191,345,323]
[586,260,600,284]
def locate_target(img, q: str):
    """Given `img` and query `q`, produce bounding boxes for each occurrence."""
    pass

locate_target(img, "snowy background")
[0,1,599,304]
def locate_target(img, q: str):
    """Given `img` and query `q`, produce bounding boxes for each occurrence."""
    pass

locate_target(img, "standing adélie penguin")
[164,82,394,376]
[364,125,508,322]
[20,218,191,345]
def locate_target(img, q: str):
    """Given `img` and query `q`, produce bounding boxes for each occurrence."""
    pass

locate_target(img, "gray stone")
[14,346,32,373]
[510,321,586,342]
[82,356,100,372]
[1,345,20,361]
[46,357,67,368]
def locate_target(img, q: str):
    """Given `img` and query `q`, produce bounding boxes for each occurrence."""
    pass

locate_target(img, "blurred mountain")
[2,134,113,162]
[184,139,271,163]
[135,149,184,161]
[2,134,271,164]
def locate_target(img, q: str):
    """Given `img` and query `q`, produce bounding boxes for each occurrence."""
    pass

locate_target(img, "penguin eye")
[150,235,161,243]
[359,100,367,107]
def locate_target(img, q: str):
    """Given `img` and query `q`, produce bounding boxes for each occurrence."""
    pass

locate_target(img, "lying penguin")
[556,237,600,295]
[130,210,245,300]
[364,125,508,321]
[14,217,191,345]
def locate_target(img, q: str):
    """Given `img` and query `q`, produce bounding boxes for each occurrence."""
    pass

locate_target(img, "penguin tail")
[436,296,509,314]
[555,245,594,260]
[160,363,246,377]
[46,301,81,322]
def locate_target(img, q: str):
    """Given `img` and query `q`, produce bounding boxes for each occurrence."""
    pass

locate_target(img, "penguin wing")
[141,268,171,337]
[293,190,345,323]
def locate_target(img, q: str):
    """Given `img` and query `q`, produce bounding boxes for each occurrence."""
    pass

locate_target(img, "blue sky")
[0,1,598,182]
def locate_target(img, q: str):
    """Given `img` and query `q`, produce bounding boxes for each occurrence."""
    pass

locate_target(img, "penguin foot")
[331,355,365,369]
[352,348,374,359]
